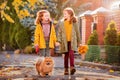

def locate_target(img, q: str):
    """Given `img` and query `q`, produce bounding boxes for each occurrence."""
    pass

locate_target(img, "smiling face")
[63,10,70,20]
[42,12,50,22]
[63,8,75,22]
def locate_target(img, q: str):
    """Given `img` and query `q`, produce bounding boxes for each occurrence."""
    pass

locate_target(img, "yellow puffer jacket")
[34,23,57,49]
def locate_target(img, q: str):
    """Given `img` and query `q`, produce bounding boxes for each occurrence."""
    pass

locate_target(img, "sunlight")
[111,1,120,10]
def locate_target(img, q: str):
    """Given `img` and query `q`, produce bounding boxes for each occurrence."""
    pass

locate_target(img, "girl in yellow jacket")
[34,10,58,57]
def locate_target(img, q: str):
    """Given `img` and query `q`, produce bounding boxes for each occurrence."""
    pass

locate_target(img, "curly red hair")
[63,7,77,24]
[35,10,51,25]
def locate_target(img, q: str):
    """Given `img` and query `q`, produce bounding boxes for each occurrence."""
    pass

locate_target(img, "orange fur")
[35,57,54,77]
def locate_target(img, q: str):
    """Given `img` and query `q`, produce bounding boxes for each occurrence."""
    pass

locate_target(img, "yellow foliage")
[14,7,19,13]
[1,11,14,23]
[0,1,7,10]
[78,45,89,54]
[12,0,28,19]
[12,0,22,6]
[107,20,117,30]
[18,9,30,19]
[0,1,14,23]
[27,0,37,7]
[0,0,43,20]
[12,0,35,19]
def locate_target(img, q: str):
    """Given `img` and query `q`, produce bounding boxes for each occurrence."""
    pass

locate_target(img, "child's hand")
[35,45,39,54]
[55,42,60,47]
[79,44,82,46]
[78,43,82,47]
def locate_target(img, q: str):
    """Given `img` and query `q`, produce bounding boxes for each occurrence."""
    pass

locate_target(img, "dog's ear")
[45,57,52,59]
[50,58,54,65]
[36,59,42,66]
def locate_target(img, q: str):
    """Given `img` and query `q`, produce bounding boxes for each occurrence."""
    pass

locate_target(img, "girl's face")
[42,12,50,22]
[63,11,70,20]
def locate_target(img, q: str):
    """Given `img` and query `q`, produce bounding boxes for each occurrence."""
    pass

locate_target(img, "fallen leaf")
[79,62,83,66]
[109,69,114,73]
[6,54,11,58]
[94,67,101,70]
[0,71,2,75]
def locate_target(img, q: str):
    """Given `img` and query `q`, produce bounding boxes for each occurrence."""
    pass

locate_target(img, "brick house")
[76,0,120,45]
[79,7,109,45]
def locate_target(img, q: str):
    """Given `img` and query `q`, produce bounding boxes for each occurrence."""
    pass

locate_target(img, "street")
[0,51,120,80]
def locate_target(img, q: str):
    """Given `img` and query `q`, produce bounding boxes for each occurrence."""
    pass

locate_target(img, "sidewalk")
[0,51,120,80]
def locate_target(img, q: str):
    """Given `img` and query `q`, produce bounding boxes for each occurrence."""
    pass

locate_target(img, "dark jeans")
[64,42,74,68]
[39,40,50,57]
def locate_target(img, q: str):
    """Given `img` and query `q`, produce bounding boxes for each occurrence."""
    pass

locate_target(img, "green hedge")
[105,45,120,64]
[85,45,101,62]
[85,45,120,64]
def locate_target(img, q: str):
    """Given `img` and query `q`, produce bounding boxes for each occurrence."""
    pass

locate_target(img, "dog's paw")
[48,72,52,76]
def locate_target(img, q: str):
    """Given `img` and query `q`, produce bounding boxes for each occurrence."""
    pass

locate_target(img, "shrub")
[85,45,101,62]
[15,27,32,49]
[87,30,98,45]
[116,32,120,64]
[104,21,117,45]
[104,21,119,64]
[105,45,120,64]
[86,30,100,62]
[116,32,120,46]
[24,46,33,54]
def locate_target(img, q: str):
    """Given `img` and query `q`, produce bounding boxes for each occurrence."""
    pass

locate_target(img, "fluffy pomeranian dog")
[35,57,54,77]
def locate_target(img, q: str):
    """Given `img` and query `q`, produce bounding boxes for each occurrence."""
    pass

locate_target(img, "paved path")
[0,51,120,80]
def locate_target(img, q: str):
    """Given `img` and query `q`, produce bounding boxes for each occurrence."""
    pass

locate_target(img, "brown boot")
[64,68,69,75]
[70,67,76,75]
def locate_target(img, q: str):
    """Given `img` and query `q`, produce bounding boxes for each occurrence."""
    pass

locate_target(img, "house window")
[91,22,97,33]
[79,18,82,40]
[93,23,97,30]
